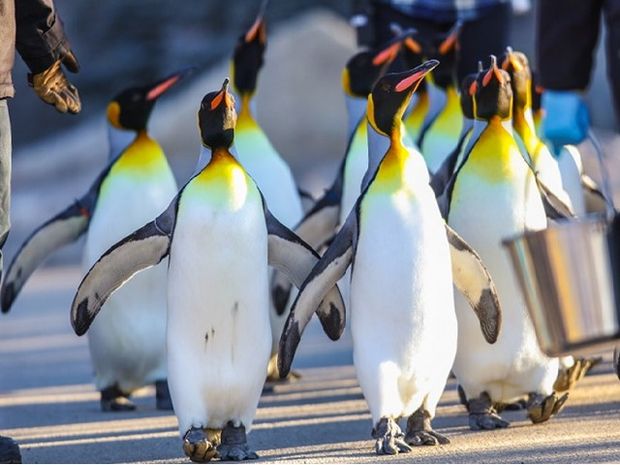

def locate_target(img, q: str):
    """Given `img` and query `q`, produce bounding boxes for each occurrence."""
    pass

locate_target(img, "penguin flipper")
[271,168,343,316]
[265,208,345,341]
[536,178,576,220]
[445,223,502,343]
[1,201,90,313]
[581,174,609,213]
[278,209,357,378]
[71,203,176,336]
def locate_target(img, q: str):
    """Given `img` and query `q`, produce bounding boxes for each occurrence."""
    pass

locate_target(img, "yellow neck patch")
[107,102,122,129]
[236,94,259,132]
[465,117,524,184]
[192,148,252,210]
[513,107,544,163]
[111,131,168,175]
[370,132,413,194]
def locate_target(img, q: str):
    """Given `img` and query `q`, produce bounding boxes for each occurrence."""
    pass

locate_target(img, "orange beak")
[373,41,400,66]
[210,78,235,110]
[482,56,504,87]
[395,59,439,92]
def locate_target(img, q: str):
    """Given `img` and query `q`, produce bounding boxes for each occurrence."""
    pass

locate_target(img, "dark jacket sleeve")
[536,0,602,91]
[15,0,69,74]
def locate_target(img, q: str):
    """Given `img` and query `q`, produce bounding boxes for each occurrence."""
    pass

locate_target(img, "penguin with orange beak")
[1,69,191,411]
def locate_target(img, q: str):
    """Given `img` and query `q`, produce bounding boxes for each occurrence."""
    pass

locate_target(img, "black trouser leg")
[604,0,620,129]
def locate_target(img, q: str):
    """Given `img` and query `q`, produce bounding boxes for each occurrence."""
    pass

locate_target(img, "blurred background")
[4,0,617,263]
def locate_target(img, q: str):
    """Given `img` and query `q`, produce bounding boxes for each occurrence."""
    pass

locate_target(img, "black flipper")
[70,199,177,336]
[536,177,576,220]
[278,205,358,378]
[1,169,109,313]
[264,206,345,341]
[581,174,610,214]
[445,224,502,343]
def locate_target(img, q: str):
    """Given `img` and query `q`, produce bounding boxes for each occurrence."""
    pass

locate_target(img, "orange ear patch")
[373,42,400,66]
[245,17,264,43]
[404,37,422,54]
[395,70,425,92]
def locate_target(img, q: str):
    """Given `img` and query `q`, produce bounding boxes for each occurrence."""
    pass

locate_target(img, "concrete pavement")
[1,267,619,463]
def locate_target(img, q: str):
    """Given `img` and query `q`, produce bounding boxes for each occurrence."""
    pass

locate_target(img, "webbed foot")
[527,391,568,424]
[155,379,173,410]
[100,385,135,412]
[468,392,510,430]
[217,422,258,461]
[183,427,219,463]
[372,417,412,455]
[405,409,450,446]
[554,357,602,392]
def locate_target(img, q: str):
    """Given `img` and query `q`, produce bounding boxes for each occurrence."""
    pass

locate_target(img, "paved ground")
[0,267,619,464]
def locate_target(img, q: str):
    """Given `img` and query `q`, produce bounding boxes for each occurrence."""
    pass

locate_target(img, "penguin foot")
[494,399,528,412]
[553,357,603,392]
[155,379,173,411]
[614,348,620,381]
[405,409,449,446]
[457,385,468,407]
[527,392,568,424]
[100,385,135,412]
[0,436,21,464]
[467,392,510,430]
[183,427,219,463]
[372,417,412,455]
[217,422,258,461]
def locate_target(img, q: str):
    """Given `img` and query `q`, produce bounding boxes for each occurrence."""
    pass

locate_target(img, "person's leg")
[0,99,11,277]
[457,3,512,83]
[603,0,620,128]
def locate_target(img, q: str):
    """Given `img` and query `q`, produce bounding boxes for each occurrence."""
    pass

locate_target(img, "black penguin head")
[342,39,401,97]
[367,59,439,136]
[500,47,531,109]
[472,55,513,120]
[199,78,237,149]
[420,22,462,88]
[107,68,191,131]
[231,1,268,97]
[459,73,477,119]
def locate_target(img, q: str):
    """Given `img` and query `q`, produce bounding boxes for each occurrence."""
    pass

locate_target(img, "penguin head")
[472,55,512,120]
[459,73,477,119]
[199,78,237,149]
[500,47,531,109]
[231,1,267,97]
[341,39,401,98]
[367,59,439,136]
[107,68,191,131]
[420,22,462,88]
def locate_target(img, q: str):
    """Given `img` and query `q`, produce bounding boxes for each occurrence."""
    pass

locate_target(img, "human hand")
[541,90,589,156]
[28,47,81,114]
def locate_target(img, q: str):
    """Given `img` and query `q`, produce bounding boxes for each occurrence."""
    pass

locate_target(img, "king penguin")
[214,3,309,380]
[69,79,345,462]
[445,57,568,430]
[1,69,191,411]
[278,61,503,454]
[499,48,576,214]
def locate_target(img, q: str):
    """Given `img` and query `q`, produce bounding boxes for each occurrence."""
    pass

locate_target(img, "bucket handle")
[587,130,616,222]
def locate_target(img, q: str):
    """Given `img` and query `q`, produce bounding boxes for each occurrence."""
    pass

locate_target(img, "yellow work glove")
[28,51,81,114]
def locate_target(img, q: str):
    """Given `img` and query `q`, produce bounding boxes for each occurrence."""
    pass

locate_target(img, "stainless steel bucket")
[503,132,620,357]
[504,215,620,356]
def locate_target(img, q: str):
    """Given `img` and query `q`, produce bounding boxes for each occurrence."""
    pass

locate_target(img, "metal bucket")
[503,132,620,357]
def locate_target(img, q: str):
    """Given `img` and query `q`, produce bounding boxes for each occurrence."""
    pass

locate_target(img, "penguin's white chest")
[448,126,557,400]
[166,175,271,432]
[340,123,368,224]
[350,157,456,421]
[84,164,177,391]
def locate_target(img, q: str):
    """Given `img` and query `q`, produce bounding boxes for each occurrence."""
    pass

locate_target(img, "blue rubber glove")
[541,90,590,156]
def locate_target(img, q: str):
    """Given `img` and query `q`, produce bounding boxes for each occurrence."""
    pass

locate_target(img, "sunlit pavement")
[0,266,618,463]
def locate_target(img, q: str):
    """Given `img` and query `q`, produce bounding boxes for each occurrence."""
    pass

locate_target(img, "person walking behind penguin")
[0,0,81,462]
[350,0,524,82]
[536,0,618,152]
